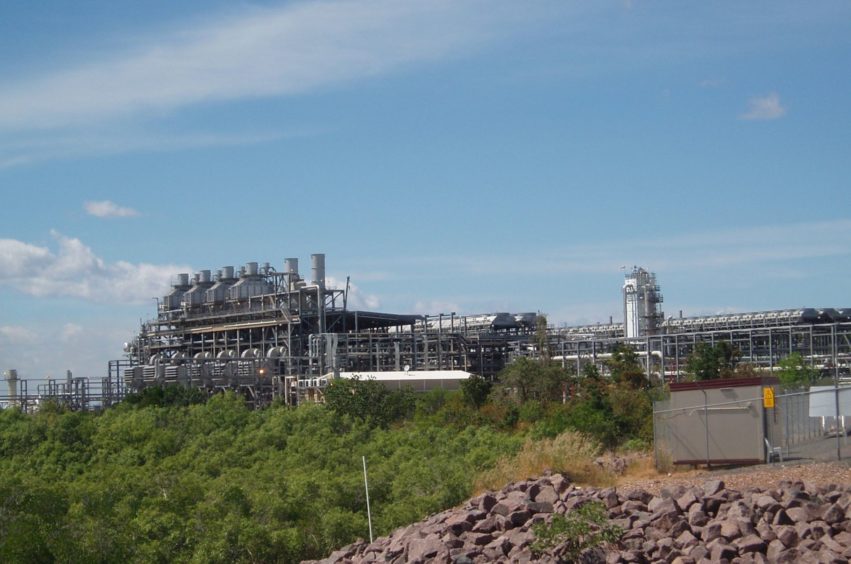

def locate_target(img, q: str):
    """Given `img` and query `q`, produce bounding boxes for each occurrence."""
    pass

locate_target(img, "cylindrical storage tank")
[246,262,258,276]
[4,369,18,402]
[222,266,235,279]
[311,254,325,287]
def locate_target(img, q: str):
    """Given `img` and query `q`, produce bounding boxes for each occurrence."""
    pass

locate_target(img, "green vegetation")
[531,501,623,561]
[686,341,741,380]
[0,350,659,563]
[0,394,520,563]
[776,352,819,389]
[684,344,820,388]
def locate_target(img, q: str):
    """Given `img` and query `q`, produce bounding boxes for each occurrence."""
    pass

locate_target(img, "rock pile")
[307,473,851,563]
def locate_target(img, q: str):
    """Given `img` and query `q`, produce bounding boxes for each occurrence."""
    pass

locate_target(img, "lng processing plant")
[4,254,851,410]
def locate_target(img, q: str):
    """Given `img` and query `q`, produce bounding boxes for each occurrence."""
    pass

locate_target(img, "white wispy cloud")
[0,325,39,345]
[0,0,527,133]
[84,200,140,218]
[740,92,787,120]
[0,130,285,169]
[60,323,84,342]
[698,78,725,88]
[382,219,851,277]
[0,320,134,380]
[412,300,461,315]
[0,231,190,304]
[327,275,380,310]
[0,0,542,167]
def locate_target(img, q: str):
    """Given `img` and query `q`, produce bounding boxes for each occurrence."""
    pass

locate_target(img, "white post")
[363,456,374,543]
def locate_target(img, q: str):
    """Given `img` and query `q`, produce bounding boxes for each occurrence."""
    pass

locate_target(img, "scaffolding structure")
[553,315,851,383]
[4,258,849,411]
[115,255,540,407]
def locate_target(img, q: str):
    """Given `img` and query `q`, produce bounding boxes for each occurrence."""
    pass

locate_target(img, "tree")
[686,342,740,380]
[535,314,550,362]
[607,345,648,389]
[495,358,570,404]
[324,376,415,428]
[777,353,819,389]
[460,375,492,409]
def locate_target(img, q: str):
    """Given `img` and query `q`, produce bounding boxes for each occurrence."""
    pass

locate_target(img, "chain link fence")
[654,385,851,469]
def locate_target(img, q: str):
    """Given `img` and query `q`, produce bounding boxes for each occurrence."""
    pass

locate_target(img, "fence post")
[834,324,842,461]
[653,408,659,470]
[784,393,790,459]
[836,383,842,461]
[702,389,710,468]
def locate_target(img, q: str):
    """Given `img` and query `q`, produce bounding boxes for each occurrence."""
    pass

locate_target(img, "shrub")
[517,400,545,424]
[460,375,492,408]
[531,501,622,561]
[324,377,415,428]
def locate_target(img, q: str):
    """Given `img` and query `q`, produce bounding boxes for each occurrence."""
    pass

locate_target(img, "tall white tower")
[3,369,19,406]
[623,267,664,338]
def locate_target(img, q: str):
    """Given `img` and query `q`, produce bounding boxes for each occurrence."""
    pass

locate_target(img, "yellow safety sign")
[763,386,775,409]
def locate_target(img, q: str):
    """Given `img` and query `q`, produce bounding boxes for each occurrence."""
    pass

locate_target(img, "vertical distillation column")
[284,258,299,377]
[312,254,326,375]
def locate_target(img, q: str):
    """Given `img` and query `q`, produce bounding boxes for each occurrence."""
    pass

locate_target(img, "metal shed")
[660,377,779,466]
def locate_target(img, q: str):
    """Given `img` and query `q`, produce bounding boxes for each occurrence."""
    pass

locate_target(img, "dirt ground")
[615,458,851,495]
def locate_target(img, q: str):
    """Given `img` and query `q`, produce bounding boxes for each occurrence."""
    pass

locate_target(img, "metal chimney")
[199,270,211,283]
[285,258,298,277]
[222,266,235,280]
[311,254,325,288]
[246,262,259,276]
[4,369,18,405]
[177,273,190,287]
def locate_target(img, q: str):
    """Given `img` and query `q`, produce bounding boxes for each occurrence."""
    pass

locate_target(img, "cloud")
[60,323,84,342]
[698,78,725,88]
[740,92,786,120]
[326,275,380,310]
[0,231,190,304]
[381,219,851,278]
[0,130,286,170]
[0,325,39,345]
[84,200,139,218]
[0,0,529,133]
[412,300,461,315]
[0,320,134,380]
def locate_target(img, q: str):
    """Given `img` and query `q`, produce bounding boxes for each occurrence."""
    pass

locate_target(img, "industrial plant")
[3,257,850,410]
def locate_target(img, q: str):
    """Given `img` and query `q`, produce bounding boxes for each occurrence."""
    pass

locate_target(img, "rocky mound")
[307,472,851,563]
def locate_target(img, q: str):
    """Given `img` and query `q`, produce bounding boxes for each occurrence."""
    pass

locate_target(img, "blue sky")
[1,0,849,380]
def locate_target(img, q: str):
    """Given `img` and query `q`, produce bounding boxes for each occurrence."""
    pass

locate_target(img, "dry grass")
[473,431,616,494]
[619,454,662,481]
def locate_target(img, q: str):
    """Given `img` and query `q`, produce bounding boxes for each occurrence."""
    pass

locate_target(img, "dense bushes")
[0,395,520,563]
[0,349,662,562]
